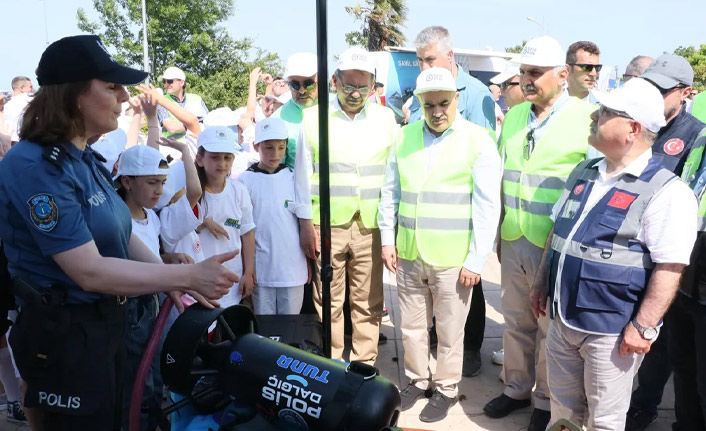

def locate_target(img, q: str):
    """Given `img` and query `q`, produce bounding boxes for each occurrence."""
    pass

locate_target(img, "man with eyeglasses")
[491,63,523,113]
[624,54,706,431]
[484,36,599,431]
[530,77,696,431]
[566,41,601,104]
[294,47,398,367]
[157,66,209,141]
[623,55,653,83]
[270,52,318,169]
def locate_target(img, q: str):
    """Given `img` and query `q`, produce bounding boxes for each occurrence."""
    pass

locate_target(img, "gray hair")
[11,76,30,91]
[625,56,653,77]
[414,26,452,53]
[641,128,657,144]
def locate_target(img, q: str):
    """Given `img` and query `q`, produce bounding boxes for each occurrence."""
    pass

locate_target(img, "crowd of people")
[0,24,705,431]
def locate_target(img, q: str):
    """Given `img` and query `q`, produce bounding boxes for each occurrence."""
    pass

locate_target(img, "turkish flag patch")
[607,191,636,210]
[663,138,684,156]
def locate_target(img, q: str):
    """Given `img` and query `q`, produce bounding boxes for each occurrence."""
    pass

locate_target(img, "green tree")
[345,0,408,51]
[505,41,527,54]
[77,0,282,109]
[673,45,706,90]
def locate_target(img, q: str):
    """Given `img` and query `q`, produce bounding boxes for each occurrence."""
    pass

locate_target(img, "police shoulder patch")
[27,194,59,232]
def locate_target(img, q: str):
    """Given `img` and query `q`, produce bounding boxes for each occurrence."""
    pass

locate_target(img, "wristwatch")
[631,319,658,340]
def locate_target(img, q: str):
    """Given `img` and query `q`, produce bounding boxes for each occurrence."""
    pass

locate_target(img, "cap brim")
[199,142,241,154]
[101,65,149,86]
[490,71,515,85]
[639,72,679,90]
[414,87,458,96]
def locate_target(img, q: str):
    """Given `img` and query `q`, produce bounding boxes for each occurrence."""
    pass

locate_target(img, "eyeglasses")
[162,79,175,84]
[657,85,686,96]
[691,91,699,96]
[523,129,535,160]
[598,105,632,119]
[569,63,603,73]
[289,79,316,91]
[340,84,371,95]
[274,81,288,88]
[501,81,520,90]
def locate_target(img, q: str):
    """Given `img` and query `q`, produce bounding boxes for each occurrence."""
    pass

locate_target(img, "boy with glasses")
[566,41,601,104]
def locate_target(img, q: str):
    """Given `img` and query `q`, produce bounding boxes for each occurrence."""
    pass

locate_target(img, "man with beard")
[484,36,599,431]
[566,41,601,104]
[294,47,398,366]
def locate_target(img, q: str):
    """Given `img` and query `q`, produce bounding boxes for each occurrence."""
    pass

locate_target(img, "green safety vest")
[681,130,706,232]
[271,99,306,169]
[302,102,397,228]
[500,98,596,248]
[396,119,486,267]
[692,92,706,124]
[162,93,207,141]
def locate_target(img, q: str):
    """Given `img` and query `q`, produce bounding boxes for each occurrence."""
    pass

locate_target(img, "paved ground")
[0,253,676,430]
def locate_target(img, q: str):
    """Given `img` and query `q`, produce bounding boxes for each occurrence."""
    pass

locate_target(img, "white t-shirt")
[132,208,162,261]
[198,178,255,307]
[238,165,307,287]
[3,93,32,141]
[159,194,205,263]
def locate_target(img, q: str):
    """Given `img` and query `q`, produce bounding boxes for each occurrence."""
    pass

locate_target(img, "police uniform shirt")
[238,163,308,288]
[550,149,697,330]
[197,178,255,308]
[0,141,132,304]
[159,194,205,263]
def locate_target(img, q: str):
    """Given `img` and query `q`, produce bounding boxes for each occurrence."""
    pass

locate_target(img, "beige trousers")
[313,216,383,364]
[500,237,551,410]
[397,257,473,398]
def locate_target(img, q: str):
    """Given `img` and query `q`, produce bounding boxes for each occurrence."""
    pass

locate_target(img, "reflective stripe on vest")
[303,102,397,228]
[500,98,596,248]
[548,157,676,335]
[396,119,487,267]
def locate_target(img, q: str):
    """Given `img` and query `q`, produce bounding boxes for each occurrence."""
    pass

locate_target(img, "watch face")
[643,328,658,340]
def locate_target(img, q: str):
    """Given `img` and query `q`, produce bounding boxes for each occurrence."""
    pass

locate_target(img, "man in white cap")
[530,77,696,430]
[484,36,598,431]
[294,46,397,366]
[378,66,501,422]
[158,66,209,140]
[271,52,319,169]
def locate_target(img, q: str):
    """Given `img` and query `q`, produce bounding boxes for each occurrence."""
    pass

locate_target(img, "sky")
[1,0,705,91]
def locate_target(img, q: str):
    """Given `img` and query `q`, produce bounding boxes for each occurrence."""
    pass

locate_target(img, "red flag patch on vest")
[573,183,585,195]
[607,191,636,210]
[663,138,684,156]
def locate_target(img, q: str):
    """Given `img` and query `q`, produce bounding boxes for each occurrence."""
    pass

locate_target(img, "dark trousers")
[631,316,672,413]
[463,281,485,351]
[669,293,706,431]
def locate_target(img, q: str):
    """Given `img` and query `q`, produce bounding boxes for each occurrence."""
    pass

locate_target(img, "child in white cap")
[238,118,309,314]
[195,126,255,308]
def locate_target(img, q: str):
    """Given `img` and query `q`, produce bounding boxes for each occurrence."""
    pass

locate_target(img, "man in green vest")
[378,67,501,423]
[483,36,599,431]
[294,47,398,366]
[158,66,209,140]
[692,91,706,123]
[271,52,319,169]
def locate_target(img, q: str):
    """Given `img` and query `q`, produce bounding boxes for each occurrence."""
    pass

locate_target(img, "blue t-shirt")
[0,140,132,304]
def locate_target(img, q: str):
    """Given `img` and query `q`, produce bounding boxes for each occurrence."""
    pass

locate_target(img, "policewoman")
[0,35,238,431]
[530,78,697,430]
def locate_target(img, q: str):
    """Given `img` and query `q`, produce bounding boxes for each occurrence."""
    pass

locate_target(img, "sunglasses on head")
[289,79,316,91]
[569,63,603,73]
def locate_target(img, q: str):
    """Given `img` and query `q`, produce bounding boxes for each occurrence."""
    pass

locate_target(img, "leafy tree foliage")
[345,0,408,51]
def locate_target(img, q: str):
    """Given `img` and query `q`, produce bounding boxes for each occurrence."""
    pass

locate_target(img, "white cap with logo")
[491,61,521,85]
[517,36,565,67]
[337,47,376,75]
[160,66,186,81]
[115,145,170,178]
[197,126,242,154]
[594,78,666,133]
[285,52,318,79]
[414,67,457,96]
[255,117,289,145]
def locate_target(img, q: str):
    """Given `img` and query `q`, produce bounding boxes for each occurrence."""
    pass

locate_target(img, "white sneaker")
[492,349,504,365]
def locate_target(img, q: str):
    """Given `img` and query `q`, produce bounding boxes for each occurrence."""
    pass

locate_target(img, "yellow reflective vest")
[692,92,706,123]
[500,98,596,248]
[302,102,397,228]
[395,119,487,267]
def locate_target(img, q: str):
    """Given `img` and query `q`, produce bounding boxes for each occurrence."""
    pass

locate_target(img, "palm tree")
[345,0,408,51]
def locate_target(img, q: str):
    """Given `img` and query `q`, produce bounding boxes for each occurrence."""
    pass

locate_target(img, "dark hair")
[566,41,600,64]
[196,146,209,213]
[19,81,93,146]
[374,82,384,89]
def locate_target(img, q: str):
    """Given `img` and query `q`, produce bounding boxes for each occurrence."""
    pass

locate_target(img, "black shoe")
[399,383,427,411]
[378,332,388,345]
[527,408,551,431]
[626,406,658,431]
[483,393,531,418]
[462,349,482,377]
[419,390,457,423]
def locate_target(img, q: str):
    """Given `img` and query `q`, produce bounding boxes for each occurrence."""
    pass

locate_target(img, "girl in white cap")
[195,126,256,309]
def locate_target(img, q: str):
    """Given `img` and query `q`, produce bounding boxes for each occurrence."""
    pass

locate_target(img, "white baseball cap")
[91,128,127,173]
[255,117,288,145]
[337,47,376,75]
[490,62,520,85]
[198,126,242,154]
[414,67,457,96]
[160,66,186,81]
[517,36,565,67]
[115,145,170,178]
[594,78,666,133]
[265,91,292,105]
[155,161,187,210]
[285,52,318,79]
[203,107,240,127]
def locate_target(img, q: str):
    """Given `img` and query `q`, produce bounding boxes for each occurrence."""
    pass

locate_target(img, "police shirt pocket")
[576,260,631,313]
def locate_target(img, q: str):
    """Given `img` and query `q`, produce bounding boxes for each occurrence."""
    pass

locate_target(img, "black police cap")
[36,35,148,86]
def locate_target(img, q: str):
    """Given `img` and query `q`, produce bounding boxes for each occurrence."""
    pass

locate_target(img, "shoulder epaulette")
[42,145,66,168]
[91,149,107,163]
